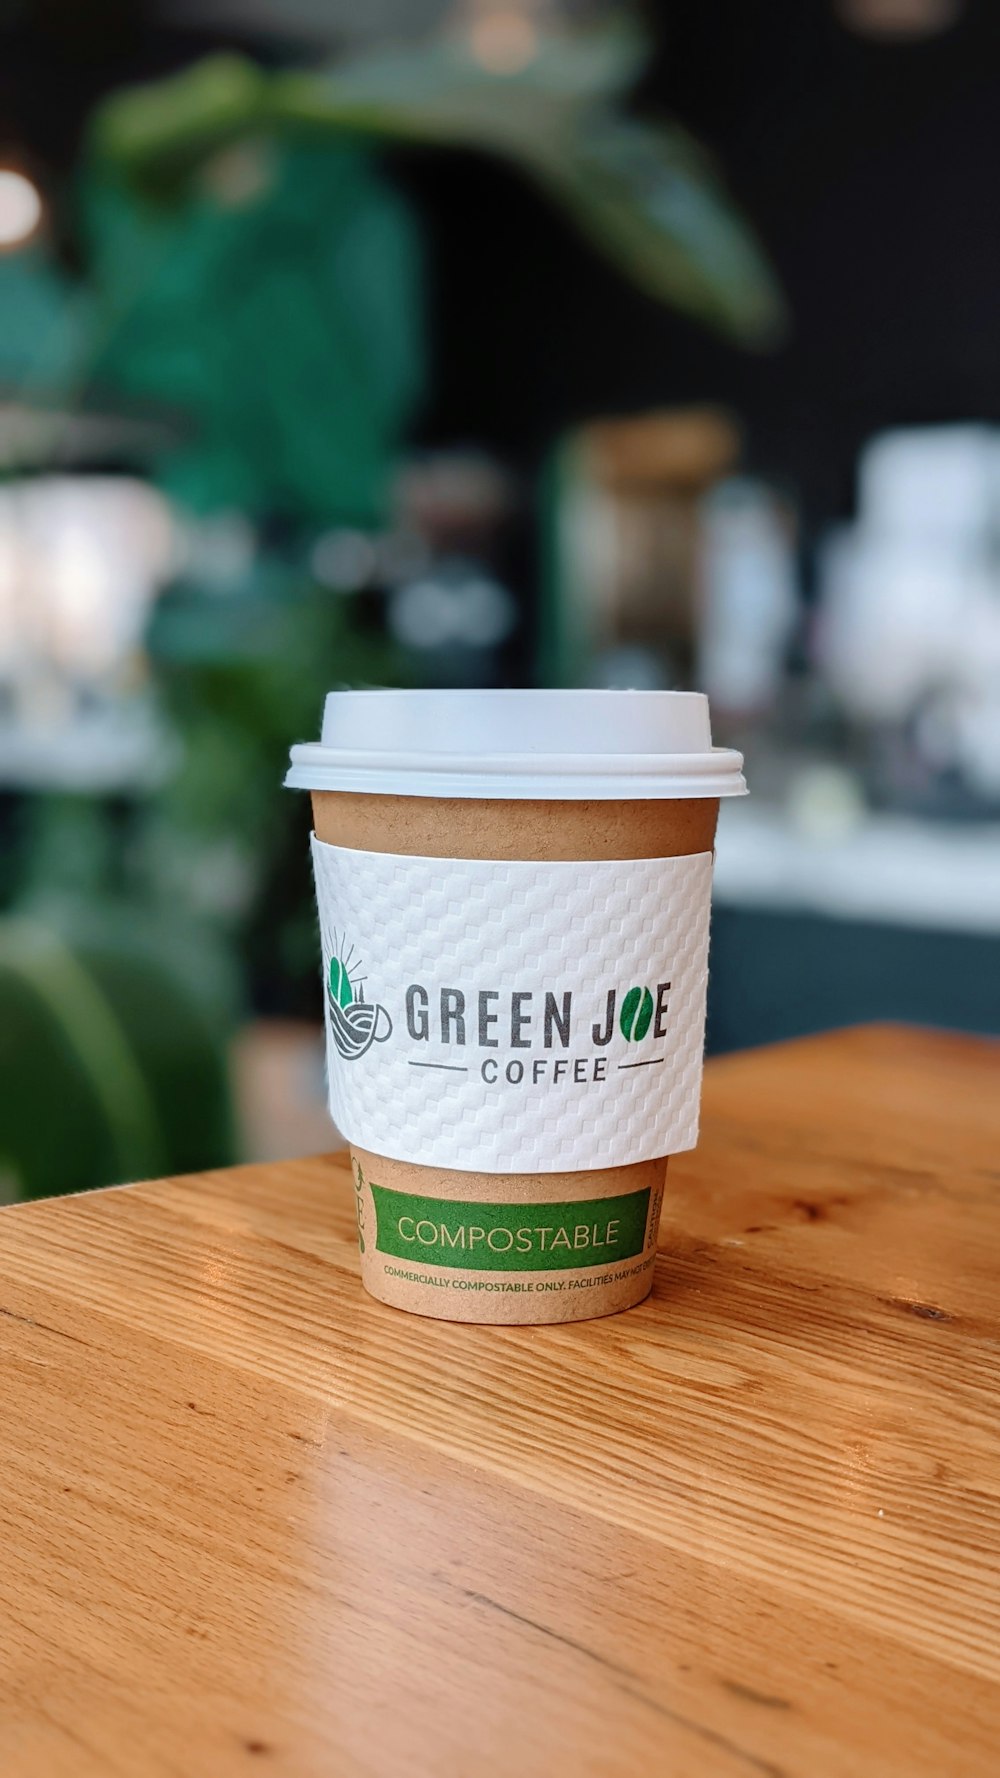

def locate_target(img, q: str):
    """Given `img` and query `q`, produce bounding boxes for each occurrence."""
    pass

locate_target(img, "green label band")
[370,1183,651,1273]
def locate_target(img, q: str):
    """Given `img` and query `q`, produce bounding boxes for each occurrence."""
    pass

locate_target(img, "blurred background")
[2,0,998,1201]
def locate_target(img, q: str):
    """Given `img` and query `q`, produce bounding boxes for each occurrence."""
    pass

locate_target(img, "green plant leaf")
[82,142,424,522]
[91,24,784,346]
[0,910,235,1199]
[529,114,784,345]
[0,918,165,1183]
[89,54,271,195]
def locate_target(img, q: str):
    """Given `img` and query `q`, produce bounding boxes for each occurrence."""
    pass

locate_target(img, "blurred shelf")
[0,403,178,471]
[0,711,172,794]
[714,802,1000,937]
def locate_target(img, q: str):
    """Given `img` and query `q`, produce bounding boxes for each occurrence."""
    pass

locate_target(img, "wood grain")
[1,1024,998,1777]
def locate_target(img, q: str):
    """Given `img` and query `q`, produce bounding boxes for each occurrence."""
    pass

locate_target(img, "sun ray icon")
[328,931,367,1008]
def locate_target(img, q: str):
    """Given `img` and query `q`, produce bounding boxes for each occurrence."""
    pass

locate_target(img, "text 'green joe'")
[369,1183,651,1272]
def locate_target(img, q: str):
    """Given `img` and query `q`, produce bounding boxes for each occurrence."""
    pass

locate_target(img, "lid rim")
[289,742,742,766]
[286,748,746,800]
[287,689,747,798]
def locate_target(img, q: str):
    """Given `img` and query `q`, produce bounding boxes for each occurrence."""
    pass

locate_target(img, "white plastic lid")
[284,689,746,800]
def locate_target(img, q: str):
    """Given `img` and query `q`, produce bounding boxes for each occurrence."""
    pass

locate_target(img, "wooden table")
[2,1024,998,1777]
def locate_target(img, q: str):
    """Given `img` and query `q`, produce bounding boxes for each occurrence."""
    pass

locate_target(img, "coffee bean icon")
[619,985,654,1041]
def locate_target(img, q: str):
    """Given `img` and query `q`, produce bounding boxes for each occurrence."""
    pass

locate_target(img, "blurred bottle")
[385,451,522,686]
[816,424,1000,812]
[545,407,740,687]
[696,478,798,720]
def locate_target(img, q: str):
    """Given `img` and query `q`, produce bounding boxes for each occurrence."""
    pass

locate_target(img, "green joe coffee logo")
[619,985,654,1042]
[366,1177,652,1273]
[327,932,392,1062]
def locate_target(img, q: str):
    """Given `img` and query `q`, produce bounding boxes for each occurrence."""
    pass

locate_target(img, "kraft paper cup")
[286,690,745,1325]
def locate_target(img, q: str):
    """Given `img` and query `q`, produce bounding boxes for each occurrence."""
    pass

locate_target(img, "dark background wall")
[405,0,1000,525]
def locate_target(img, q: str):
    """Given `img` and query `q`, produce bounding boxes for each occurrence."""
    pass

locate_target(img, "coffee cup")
[286,689,745,1323]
